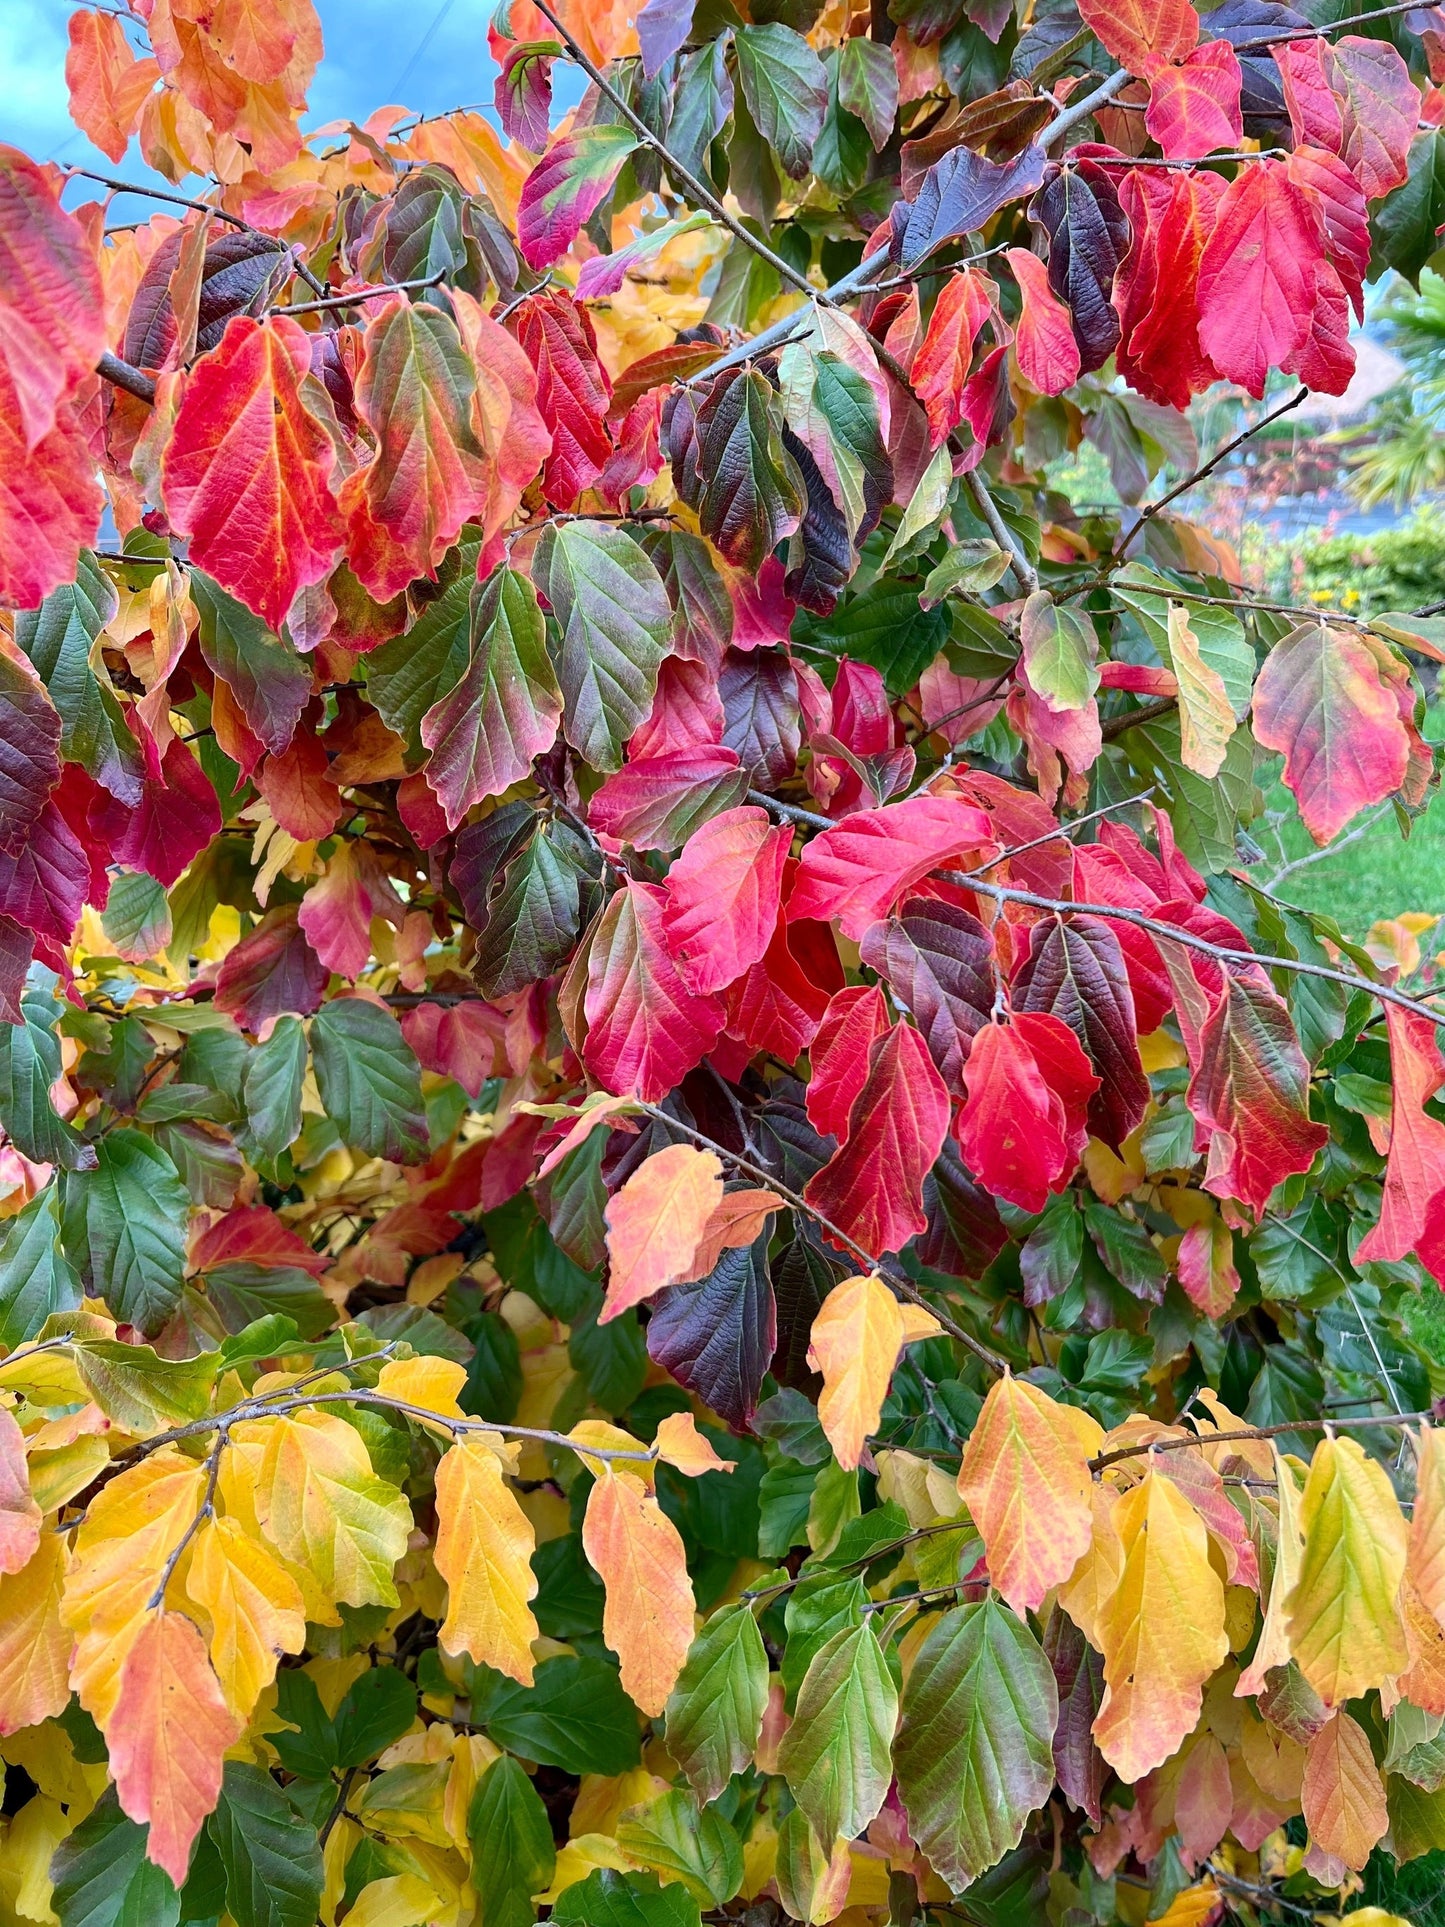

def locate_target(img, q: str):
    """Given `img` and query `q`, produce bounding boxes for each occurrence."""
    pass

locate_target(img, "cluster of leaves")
[6,0,1445,1925]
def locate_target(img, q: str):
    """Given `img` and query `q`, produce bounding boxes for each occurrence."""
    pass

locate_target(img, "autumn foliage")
[4,0,1445,1923]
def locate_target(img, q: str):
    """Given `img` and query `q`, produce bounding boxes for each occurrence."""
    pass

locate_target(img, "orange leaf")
[601,1143,725,1322]
[1078,0,1198,71]
[583,1468,695,1717]
[0,1407,41,1575]
[956,1375,1102,1614]
[109,1610,243,1885]
[911,267,995,447]
[0,1532,71,1737]
[1412,1423,1445,1638]
[1301,1710,1388,1874]
[687,1187,787,1281]
[654,1411,737,1478]
[808,1273,941,1472]
[184,1514,305,1719]
[433,1435,539,1686]
[66,10,162,164]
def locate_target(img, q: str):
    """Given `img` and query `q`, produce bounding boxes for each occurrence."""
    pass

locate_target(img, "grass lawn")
[1254,774,1445,939]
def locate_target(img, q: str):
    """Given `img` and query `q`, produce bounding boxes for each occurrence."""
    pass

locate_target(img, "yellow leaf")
[1301,1709,1388,1873]
[332,1871,440,1927]
[1093,1466,1228,1784]
[602,1145,725,1323]
[185,1513,305,1718]
[569,1419,652,1483]
[62,1450,208,1726]
[375,1356,467,1422]
[252,1411,413,1610]
[218,1433,338,1628]
[1285,1435,1408,1707]
[109,1610,243,1885]
[1236,1448,1306,1698]
[0,1406,41,1575]
[583,1468,695,1717]
[433,1434,539,1686]
[1146,1880,1221,1927]
[956,1375,1102,1614]
[808,1274,941,1472]
[654,1411,736,1479]
[0,1533,71,1737]
[1167,601,1236,779]
[1410,1422,1445,1635]
[1058,1481,1126,1652]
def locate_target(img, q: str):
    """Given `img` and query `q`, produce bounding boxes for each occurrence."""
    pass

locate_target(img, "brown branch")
[96,349,157,405]
[69,169,328,296]
[1118,387,1309,557]
[633,1100,1010,1374]
[1100,694,1178,740]
[1090,1408,1432,1474]
[965,470,1038,595]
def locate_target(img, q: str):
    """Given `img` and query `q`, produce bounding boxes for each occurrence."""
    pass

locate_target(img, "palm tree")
[1342,268,1445,508]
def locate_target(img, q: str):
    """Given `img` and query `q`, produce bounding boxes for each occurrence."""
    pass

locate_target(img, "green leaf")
[270,1672,338,1781]
[1123,713,1259,875]
[1113,566,1254,719]
[777,1618,898,1845]
[60,1128,189,1334]
[894,1597,1059,1892]
[568,1300,647,1412]
[421,567,562,828]
[191,572,313,758]
[1370,131,1445,285]
[615,1789,744,1907]
[310,1000,429,1164]
[101,870,173,962]
[837,33,897,150]
[239,1014,306,1164]
[664,1603,769,1803]
[50,1787,181,1927]
[364,547,479,743]
[733,23,827,178]
[0,982,96,1171]
[551,1870,701,1927]
[203,1263,335,1340]
[781,1573,867,1702]
[1019,591,1099,713]
[666,38,734,183]
[534,519,673,772]
[778,346,890,547]
[921,541,1013,605]
[474,822,587,998]
[216,1313,303,1370]
[72,1337,217,1433]
[481,1654,642,1775]
[334,1664,418,1766]
[207,1762,324,1927]
[15,552,143,803]
[796,576,950,697]
[0,1187,80,1349]
[692,368,805,575]
[467,1755,556,1925]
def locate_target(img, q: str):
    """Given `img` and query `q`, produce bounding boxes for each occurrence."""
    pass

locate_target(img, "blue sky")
[8,0,521,198]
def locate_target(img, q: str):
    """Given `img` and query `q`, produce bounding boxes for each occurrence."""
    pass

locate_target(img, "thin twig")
[68,169,327,296]
[633,1100,1009,1374]
[1118,387,1309,556]
[1099,694,1178,741]
[965,469,1038,594]
[1090,1408,1432,1473]
[275,270,447,315]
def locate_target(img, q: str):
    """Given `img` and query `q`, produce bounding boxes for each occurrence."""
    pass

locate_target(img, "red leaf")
[1077,0,1198,70]
[806,984,891,1144]
[0,796,90,945]
[1195,159,1324,399]
[400,1001,503,1100]
[953,1011,1098,1213]
[1275,34,1416,200]
[95,734,222,889]
[340,301,496,602]
[660,805,791,994]
[0,372,102,610]
[1189,976,1328,1215]
[255,730,339,842]
[1013,913,1149,1150]
[1286,145,1370,318]
[1005,247,1080,396]
[588,746,750,853]
[859,901,994,1093]
[582,881,726,1102]
[1251,620,1410,844]
[213,903,329,1035]
[1287,255,1356,396]
[1356,1006,1445,1266]
[629,656,725,760]
[0,144,105,447]
[163,316,344,630]
[509,291,613,509]
[1114,167,1225,410]
[911,267,995,446]
[787,795,992,942]
[0,647,61,855]
[724,882,839,1062]
[1143,42,1244,160]
[451,291,553,571]
[804,1020,951,1257]
[518,124,637,271]
[191,1203,329,1276]
[296,839,402,979]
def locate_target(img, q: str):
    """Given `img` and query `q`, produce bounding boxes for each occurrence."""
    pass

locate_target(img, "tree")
[1,2,1444,1923]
